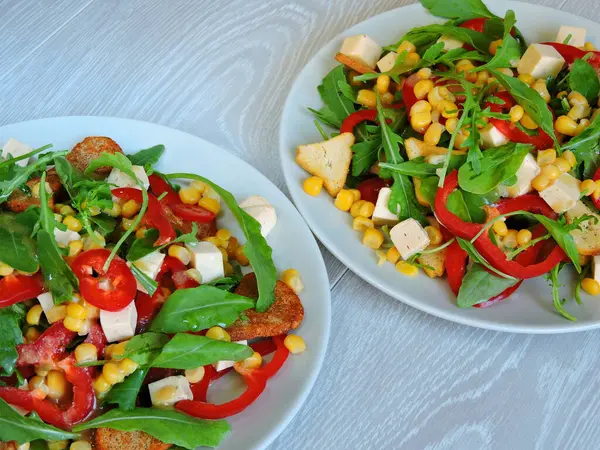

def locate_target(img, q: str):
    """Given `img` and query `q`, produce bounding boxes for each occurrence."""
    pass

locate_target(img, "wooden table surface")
[2,0,600,448]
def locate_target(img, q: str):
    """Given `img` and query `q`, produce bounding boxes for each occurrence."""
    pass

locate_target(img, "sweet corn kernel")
[405,52,421,66]
[532,174,551,191]
[576,118,591,135]
[198,197,220,215]
[582,278,600,295]
[350,200,367,218]
[396,261,419,277]
[581,179,596,195]
[414,79,434,100]
[518,73,535,85]
[568,104,591,121]
[46,305,67,324]
[185,366,206,384]
[397,41,416,54]
[532,80,551,103]
[168,245,191,265]
[554,157,571,173]
[93,375,112,395]
[206,326,231,342]
[281,269,304,294]
[84,301,99,320]
[185,268,203,284]
[119,358,139,376]
[48,441,69,450]
[67,239,83,257]
[75,343,98,363]
[563,150,577,167]
[424,122,445,146]
[135,228,147,239]
[353,216,374,232]
[234,246,250,266]
[557,90,568,99]
[63,216,82,232]
[67,303,86,320]
[214,229,230,242]
[382,246,399,265]
[445,117,459,134]
[154,385,177,406]
[425,226,443,246]
[489,39,503,55]
[103,202,122,217]
[223,261,234,276]
[347,70,362,87]
[29,376,45,391]
[105,341,128,360]
[493,220,508,237]
[503,230,518,248]
[103,362,125,385]
[351,200,375,218]
[47,370,67,400]
[475,70,490,87]
[334,189,355,212]
[556,115,578,136]
[70,441,92,450]
[64,316,83,333]
[362,228,384,249]
[357,89,376,108]
[541,164,560,181]
[0,260,14,276]
[417,68,432,79]
[179,187,202,205]
[517,229,532,247]
[520,113,538,130]
[537,148,556,166]
[82,232,105,251]
[509,105,525,123]
[121,218,137,231]
[381,92,394,106]
[203,236,227,248]
[497,68,514,77]
[121,199,141,218]
[25,327,41,343]
[376,74,391,94]
[584,42,596,51]
[411,100,432,114]
[568,91,588,107]
[54,213,63,223]
[411,111,432,133]
[235,351,263,373]
[284,334,307,354]
[438,100,459,119]
[26,305,43,326]
[31,181,51,199]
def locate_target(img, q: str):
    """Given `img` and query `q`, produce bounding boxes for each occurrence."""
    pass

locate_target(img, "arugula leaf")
[151,334,253,369]
[165,173,277,312]
[0,398,79,444]
[119,333,170,366]
[0,213,38,272]
[129,263,158,297]
[447,190,472,222]
[90,215,116,235]
[457,263,519,308]
[127,224,198,262]
[402,24,492,53]
[474,10,520,71]
[351,138,381,176]
[381,154,468,178]
[316,66,355,128]
[0,304,25,376]
[149,286,255,333]
[457,237,516,280]
[53,156,84,200]
[127,145,165,167]
[72,408,230,449]
[419,0,496,20]
[307,106,342,129]
[103,367,148,411]
[568,58,600,104]
[461,191,489,223]
[0,144,52,169]
[548,264,576,321]
[534,215,581,272]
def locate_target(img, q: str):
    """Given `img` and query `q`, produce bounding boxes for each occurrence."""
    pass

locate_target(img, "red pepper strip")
[460,18,516,36]
[112,188,176,246]
[190,365,216,402]
[542,42,600,68]
[495,194,557,219]
[0,273,45,307]
[176,336,289,419]
[402,73,420,114]
[250,339,277,356]
[148,173,181,205]
[17,322,76,367]
[445,240,468,296]
[340,109,377,134]
[592,168,600,210]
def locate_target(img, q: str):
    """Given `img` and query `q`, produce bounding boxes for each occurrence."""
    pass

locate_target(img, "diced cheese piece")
[425,154,446,165]
[106,165,150,190]
[497,154,540,198]
[480,124,510,149]
[437,35,464,51]
[517,43,565,79]
[185,241,224,283]
[593,255,600,283]
[100,302,137,343]
[539,173,581,214]
[240,196,277,237]
[148,376,193,407]
[556,25,587,47]
[132,252,166,294]
[339,34,382,69]
[53,228,81,247]
[390,218,430,260]
[214,340,248,372]
[37,292,55,315]
[372,187,399,226]
[2,138,32,167]
[377,52,398,73]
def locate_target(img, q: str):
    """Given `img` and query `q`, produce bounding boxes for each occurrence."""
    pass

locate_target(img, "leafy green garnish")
[0,213,38,272]
[457,237,517,280]
[129,263,158,297]
[103,367,148,410]
[419,0,496,21]
[473,10,520,71]
[127,224,198,262]
[568,58,600,104]
[457,263,519,308]
[312,66,356,130]
[401,24,493,53]
[0,304,25,376]
[120,332,170,366]
[127,145,165,167]
[351,138,381,176]
[548,264,576,321]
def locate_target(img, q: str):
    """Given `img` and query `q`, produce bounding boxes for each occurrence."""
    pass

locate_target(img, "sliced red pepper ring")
[148,173,181,205]
[112,187,176,246]
[460,18,516,36]
[542,42,600,68]
[0,273,45,308]
[71,249,137,312]
[17,322,76,367]
[169,204,216,224]
[340,109,377,134]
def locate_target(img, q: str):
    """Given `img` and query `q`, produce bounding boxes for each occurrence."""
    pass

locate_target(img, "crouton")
[296,133,354,197]
[67,136,123,175]
[162,204,216,240]
[334,53,376,74]
[417,249,446,278]
[95,428,171,450]
[0,442,17,450]
[405,138,466,164]
[5,169,62,213]
[565,201,600,256]
[226,273,304,341]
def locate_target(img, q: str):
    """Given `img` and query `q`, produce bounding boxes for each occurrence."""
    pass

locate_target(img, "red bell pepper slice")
[460,18,516,36]
[0,273,45,308]
[169,204,216,223]
[542,42,600,68]
[71,249,137,312]
[402,73,420,115]
[445,240,468,296]
[356,177,391,204]
[148,173,181,205]
[112,188,176,246]
[340,109,377,134]
[17,322,76,367]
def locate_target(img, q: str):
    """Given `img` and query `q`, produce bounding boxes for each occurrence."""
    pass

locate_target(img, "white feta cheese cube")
[240,196,277,237]
[593,255,600,283]
[390,218,430,260]
[2,138,32,167]
[556,25,587,47]
[132,251,166,294]
[437,35,464,51]
[148,376,193,407]
[517,43,565,79]
[480,124,510,149]
[53,228,81,247]
[377,52,398,73]
[37,293,55,315]
[372,187,399,226]
[185,241,224,283]
[100,302,137,343]
[214,340,248,372]
[106,165,150,190]
[497,154,540,198]
[425,154,446,165]
[539,173,581,214]
[339,34,382,69]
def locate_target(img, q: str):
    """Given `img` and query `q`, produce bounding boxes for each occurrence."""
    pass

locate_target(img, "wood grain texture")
[1,0,598,449]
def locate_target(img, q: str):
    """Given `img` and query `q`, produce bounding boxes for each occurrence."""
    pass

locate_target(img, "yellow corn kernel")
[509,105,525,123]
[284,334,307,354]
[405,52,421,66]
[281,269,303,294]
[185,366,206,384]
[303,176,324,196]
[119,358,139,376]
[203,236,227,248]
[497,68,514,77]
[411,111,432,133]
[568,104,591,121]
[206,326,231,342]
[582,278,600,295]
[384,246,400,264]
[376,74,391,94]
[334,189,355,212]
[581,179,596,195]
[103,202,122,217]
[414,79,434,100]
[492,220,508,237]
[83,232,106,251]
[105,341,128,360]
[438,100,459,119]
[62,216,82,232]
[214,229,230,243]
[350,200,366,218]
[178,187,202,205]
[154,385,177,406]
[88,205,101,217]
[347,70,362,87]
[29,375,45,391]
[532,174,550,192]
[576,118,591,135]
[31,181,51,199]
[198,197,220,215]
[63,316,83,333]
[183,268,202,284]
[568,91,588,107]
[520,113,538,130]
[46,305,67,324]
[427,86,445,107]
[48,441,69,450]
[0,260,14,276]
[396,261,419,277]
[235,351,263,373]
[411,99,433,114]
[121,199,141,218]
[532,80,551,103]
[351,200,374,218]
[541,164,560,181]
[475,70,490,86]
[417,68,432,79]
[167,245,191,265]
[517,229,532,247]
[70,441,92,450]
[584,42,596,51]
[431,109,441,123]
[424,122,445,146]
[398,41,416,54]
[74,343,98,364]
[357,89,376,108]
[103,362,125,385]
[67,303,86,320]
[362,228,384,249]
[563,150,577,167]
[47,370,68,400]
[445,117,459,134]
[83,302,99,320]
[381,92,394,106]
[135,227,147,239]
[555,157,571,173]
[425,226,443,246]
[456,59,474,72]
[93,375,112,395]
[352,216,374,232]
[231,246,248,266]
[454,130,470,148]
[556,91,568,99]
[26,305,43,326]
[489,39,503,55]
[54,213,63,223]
[67,239,83,257]
[503,230,518,248]
[121,217,137,231]
[537,148,556,166]
[25,327,41,343]
[224,261,234,276]
[517,73,535,85]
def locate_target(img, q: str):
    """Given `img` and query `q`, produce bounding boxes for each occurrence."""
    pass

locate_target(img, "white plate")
[280,1,600,334]
[0,116,330,449]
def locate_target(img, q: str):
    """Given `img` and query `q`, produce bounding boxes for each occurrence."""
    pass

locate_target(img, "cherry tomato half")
[356,177,390,204]
[0,273,45,307]
[170,204,216,223]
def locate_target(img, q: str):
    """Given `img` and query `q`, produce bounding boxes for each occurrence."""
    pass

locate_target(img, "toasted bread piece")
[417,249,446,278]
[67,136,123,175]
[227,273,304,341]
[5,169,62,213]
[334,53,376,74]
[95,428,171,450]
[296,133,354,197]
[0,442,17,450]
[565,201,600,256]
[162,204,216,240]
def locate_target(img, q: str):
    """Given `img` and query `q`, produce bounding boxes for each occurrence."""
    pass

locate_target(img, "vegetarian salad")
[0,136,306,450]
[296,0,600,318]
